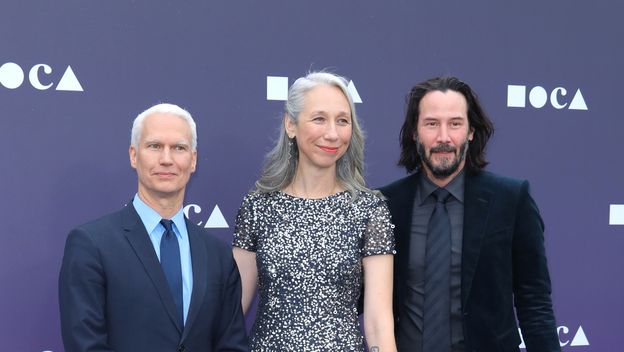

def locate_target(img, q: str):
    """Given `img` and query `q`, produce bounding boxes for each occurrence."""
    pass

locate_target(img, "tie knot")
[160,219,174,233]
[432,188,451,203]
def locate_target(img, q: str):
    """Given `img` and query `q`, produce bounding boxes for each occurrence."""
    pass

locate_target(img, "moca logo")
[519,325,589,348]
[184,203,229,228]
[507,84,587,110]
[0,62,83,91]
[266,75,362,103]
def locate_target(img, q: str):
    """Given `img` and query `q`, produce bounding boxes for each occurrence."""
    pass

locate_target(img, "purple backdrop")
[1,1,622,350]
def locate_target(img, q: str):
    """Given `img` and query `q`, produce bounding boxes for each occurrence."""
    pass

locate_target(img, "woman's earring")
[288,137,296,161]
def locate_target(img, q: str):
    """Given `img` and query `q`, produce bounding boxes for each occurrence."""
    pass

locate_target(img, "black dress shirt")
[396,171,466,352]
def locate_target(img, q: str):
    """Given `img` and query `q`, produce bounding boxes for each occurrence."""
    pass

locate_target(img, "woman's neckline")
[278,189,349,201]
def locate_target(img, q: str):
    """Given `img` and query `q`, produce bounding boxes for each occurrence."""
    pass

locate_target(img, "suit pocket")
[496,327,521,351]
[482,226,512,246]
[478,227,514,274]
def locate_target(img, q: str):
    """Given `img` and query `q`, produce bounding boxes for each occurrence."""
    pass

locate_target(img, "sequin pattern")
[233,190,395,351]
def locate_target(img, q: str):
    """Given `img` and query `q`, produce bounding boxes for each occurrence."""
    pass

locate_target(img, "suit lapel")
[181,220,208,341]
[392,173,419,276]
[461,172,493,306]
[122,204,183,334]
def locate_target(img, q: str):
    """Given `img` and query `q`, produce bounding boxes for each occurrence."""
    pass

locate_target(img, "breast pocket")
[479,226,514,269]
[194,282,225,317]
[482,226,512,246]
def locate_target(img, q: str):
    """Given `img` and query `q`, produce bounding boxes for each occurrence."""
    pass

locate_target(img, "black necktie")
[160,219,184,328]
[423,188,451,351]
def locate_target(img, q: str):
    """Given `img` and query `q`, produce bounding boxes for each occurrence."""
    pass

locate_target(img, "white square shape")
[266,76,288,101]
[507,85,526,107]
[609,204,624,225]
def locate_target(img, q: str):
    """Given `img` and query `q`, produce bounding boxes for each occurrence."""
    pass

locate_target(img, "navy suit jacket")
[380,170,560,352]
[59,203,249,352]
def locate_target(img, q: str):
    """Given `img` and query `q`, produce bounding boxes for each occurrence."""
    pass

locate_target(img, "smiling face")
[129,112,197,204]
[285,84,352,174]
[415,90,474,185]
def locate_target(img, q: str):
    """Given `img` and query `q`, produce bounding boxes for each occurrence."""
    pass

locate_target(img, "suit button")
[177,345,186,352]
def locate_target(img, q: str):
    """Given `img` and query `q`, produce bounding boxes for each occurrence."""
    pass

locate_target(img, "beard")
[416,138,469,179]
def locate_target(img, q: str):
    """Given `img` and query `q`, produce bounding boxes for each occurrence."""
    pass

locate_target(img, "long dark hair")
[398,76,494,174]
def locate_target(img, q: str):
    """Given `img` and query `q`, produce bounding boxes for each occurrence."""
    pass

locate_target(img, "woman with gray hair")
[233,71,397,351]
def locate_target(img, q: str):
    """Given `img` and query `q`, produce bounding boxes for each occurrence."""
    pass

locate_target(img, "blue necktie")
[423,188,451,351]
[160,219,184,328]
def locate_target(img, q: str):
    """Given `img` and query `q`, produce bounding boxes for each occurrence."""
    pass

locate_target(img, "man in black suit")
[59,103,249,352]
[380,77,560,352]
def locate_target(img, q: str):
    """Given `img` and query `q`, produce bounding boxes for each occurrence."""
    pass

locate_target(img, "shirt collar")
[132,194,186,235]
[417,168,465,205]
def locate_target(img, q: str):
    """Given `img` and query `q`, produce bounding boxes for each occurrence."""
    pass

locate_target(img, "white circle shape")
[0,62,25,89]
[528,86,548,108]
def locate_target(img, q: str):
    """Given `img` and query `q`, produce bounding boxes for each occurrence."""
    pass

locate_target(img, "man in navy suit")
[59,103,249,352]
[380,77,560,352]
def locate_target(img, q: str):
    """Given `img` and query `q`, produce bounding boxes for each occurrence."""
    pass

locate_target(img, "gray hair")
[255,71,370,199]
[131,103,197,150]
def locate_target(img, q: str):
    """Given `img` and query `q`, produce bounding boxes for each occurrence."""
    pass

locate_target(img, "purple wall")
[1,1,621,350]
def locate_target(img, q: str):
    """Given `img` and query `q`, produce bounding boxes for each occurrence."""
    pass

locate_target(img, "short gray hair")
[131,103,197,150]
[255,71,370,199]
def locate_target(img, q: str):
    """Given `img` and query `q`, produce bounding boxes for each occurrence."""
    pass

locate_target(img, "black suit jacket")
[380,170,560,352]
[59,203,249,352]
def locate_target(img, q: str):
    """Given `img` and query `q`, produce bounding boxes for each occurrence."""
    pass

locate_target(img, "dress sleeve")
[361,197,396,257]
[232,193,258,252]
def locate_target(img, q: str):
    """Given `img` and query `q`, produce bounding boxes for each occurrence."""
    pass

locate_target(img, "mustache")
[430,144,456,153]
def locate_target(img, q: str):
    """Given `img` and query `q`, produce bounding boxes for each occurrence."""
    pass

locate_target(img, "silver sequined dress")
[233,190,395,352]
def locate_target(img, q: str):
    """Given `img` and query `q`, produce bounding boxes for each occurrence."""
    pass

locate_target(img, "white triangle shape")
[56,65,84,91]
[204,205,229,228]
[570,326,589,346]
[568,89,587,110]
[347,80,362,103]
